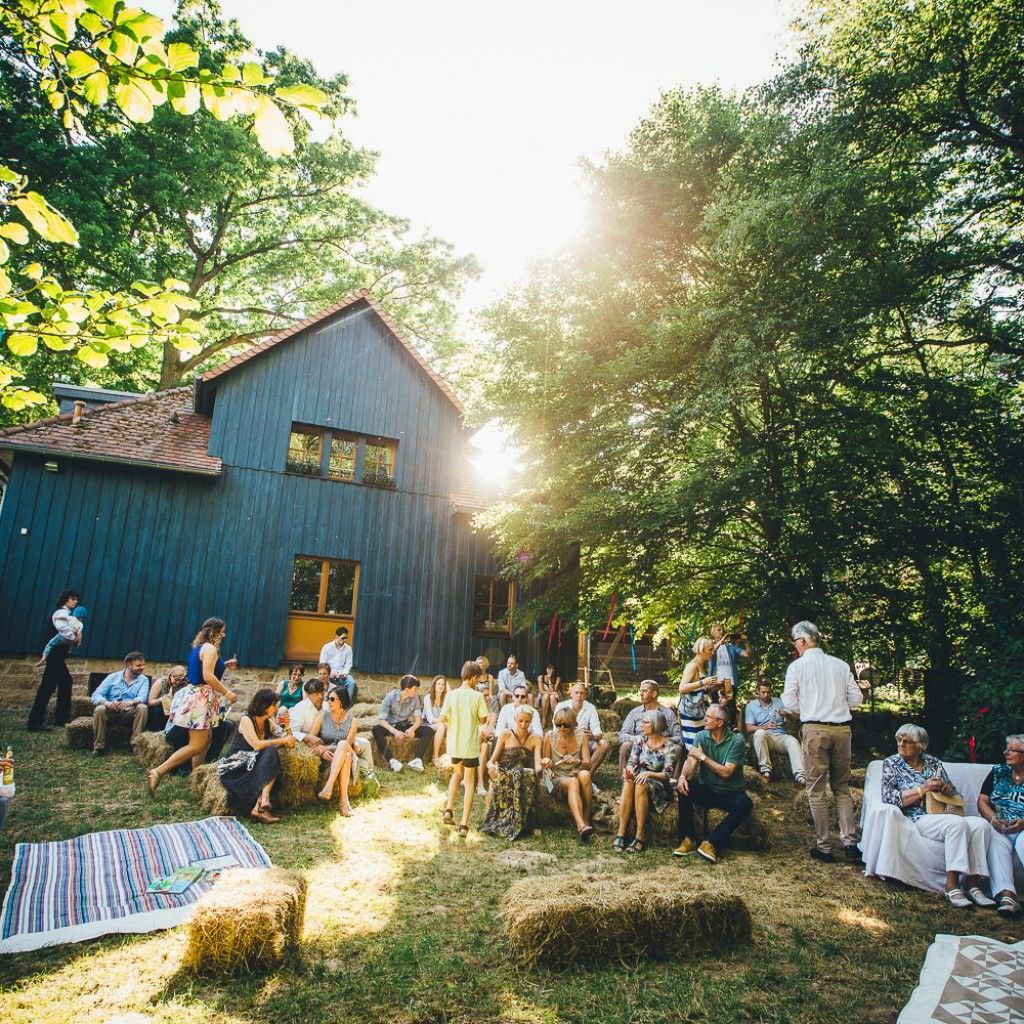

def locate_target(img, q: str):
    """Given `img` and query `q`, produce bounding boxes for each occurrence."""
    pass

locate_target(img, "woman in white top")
[423,675,449,766]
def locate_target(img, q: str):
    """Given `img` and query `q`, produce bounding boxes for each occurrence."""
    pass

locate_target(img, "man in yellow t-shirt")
[440,660,490,835]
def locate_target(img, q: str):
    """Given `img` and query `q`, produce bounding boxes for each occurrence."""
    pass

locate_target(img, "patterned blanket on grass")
[0,816,271,953]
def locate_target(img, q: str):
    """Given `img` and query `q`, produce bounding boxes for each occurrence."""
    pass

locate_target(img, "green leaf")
[2,388,47,412]
[0,269,10,297]
[168,79,200,115]
[42,12,78,43]
[107,29,139,64]
[242,62,269,85]
[85,0,118,19]
[115,8,163,42]
[0,223,30,245]
[12,193,80,245]
[79,11,106,34]
[82,70,110,106]
[0,240,7,265]
[66,50,101,79]
[0,166,20,184]
[7,333,38,357]
[23,263,43,280]
[167,42,199,72]
[274,84,329,109]
[221,63,241,83]
[253,94,294,157]
[161,276,190,292]
[114,80,154,122]
[77,344,109,368]
[42,333,76,351]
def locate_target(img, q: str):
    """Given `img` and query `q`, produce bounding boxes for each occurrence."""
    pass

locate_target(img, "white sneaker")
[389,758,403,773]
[476,784,486,796]
[966,886,997,908]
[407,757,424,773]
[944,887,972,909]
[590,782,601,795]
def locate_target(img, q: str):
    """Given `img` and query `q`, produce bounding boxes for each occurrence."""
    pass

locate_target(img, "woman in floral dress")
[481,706,542,840]
[613,709,679,853]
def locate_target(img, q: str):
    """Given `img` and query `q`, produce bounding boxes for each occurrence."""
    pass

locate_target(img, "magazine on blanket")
[147,865,205,895]
[189,854,239,881]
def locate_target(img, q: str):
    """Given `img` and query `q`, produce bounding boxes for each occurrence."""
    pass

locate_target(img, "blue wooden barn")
[0,292,569,679]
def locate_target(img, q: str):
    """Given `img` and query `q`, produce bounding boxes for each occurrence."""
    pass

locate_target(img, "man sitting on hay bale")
[373,675,434,773]
[90,651,150,756]
[674,704,753,864]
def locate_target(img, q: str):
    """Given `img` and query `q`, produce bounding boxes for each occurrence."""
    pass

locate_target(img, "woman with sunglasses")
[311,687,357,816]
[541,707,594,841]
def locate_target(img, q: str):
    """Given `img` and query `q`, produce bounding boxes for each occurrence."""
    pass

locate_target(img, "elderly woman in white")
[880,724,993,909]
[978,733,1024,917]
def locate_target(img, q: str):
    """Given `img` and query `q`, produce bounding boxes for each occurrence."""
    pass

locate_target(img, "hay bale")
[348,702,378,719]
[590,685,617,710]
[276,745,321,808]
[135,731,172,771]
[355,715,379,734]
[849,767,866,789]
[612,697,640,719]
[371,734,423,767]
[502,868,751,966]
[743,766,769,796]
[70,696,95,720]
[182,867,306,974]
[191,763,229,816]
[65,716,95,750]
[792,786,863,828]
[597,708,622,733]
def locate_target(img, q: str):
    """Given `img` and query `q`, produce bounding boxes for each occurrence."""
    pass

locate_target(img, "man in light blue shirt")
[496,655,529,707]
[744,678,804,784]
[91,651,149,755]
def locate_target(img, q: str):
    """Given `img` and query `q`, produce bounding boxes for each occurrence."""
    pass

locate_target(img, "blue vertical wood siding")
[0,305,571,679]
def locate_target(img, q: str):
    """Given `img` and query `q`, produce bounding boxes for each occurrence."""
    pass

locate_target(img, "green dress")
[481,741,537,840]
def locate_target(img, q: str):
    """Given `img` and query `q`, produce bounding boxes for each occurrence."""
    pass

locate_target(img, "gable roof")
[196,290,465,417]
[0,387,222,477]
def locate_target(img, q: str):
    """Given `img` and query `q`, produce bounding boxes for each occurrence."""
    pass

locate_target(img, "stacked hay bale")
[64,716,96,750]
[612,696,640,719]
[792,785,864,828]
[183,867,306,974]
[503,868,751,966]
[135,731,172,771]
[597,708,622,734]
[370,734,423,767]
[191,763,229,815]
[276,745,322,808]
[348,702,378,719]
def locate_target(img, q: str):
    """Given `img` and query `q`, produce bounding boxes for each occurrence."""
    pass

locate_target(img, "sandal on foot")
[578,825,595,843]
[612,835,627,852]
[458,824,469,837]
[251,809,280,824]
[146,769,160,796]
[626,838,646,854]
[442,808,455,826]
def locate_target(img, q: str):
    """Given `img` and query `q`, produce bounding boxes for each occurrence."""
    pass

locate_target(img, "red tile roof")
[199,289,465,416]
[0,388,222,476]
[451,459,493,514]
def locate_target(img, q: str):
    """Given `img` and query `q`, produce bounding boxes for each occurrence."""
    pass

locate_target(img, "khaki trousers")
[93,703,148,751]
[801,722,857,852]
[753,730,805,779]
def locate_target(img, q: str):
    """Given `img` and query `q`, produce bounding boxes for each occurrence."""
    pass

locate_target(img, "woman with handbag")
[880,724,994,908]
[677,637,721,747]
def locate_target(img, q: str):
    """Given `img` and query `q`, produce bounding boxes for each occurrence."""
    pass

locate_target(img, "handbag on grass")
[925,790,965,816]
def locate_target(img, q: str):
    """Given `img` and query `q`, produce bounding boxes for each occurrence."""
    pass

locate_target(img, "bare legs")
[445,762,477,830]
[148,728,211,794]
[557,770,593,832]
[616,778,650,842]
[318,746,353,816]
[432,723,447,765]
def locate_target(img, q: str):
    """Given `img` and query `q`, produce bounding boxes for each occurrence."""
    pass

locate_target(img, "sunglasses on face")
[556,723,573,729]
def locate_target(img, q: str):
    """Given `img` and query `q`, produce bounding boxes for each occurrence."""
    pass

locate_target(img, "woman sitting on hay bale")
[311,687,358,816]
[217,688,296,823]
[422,675,449,767]
[541,707,595,842]
[146,664,187,733]
[613,709,679,854]
[482,705,542,840]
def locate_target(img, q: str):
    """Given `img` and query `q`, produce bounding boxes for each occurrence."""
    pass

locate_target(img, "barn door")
[284,555,359,661]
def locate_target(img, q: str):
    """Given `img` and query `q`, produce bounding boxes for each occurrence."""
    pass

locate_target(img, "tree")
[0,0,332,410]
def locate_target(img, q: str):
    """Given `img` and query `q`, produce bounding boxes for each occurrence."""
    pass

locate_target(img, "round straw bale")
[792,785,863,827]
[64,716,95,750]
[502,868,751,967]
[597,708,622,733]
[182,867,306,975]
[348,702,378,719]
[135,731,172,771]
[191,763,229,816]
[612,697,640,719]
[276,745,321,808]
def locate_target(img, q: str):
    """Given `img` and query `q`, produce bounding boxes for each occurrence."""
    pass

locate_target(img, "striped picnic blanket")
[0,816,270,953]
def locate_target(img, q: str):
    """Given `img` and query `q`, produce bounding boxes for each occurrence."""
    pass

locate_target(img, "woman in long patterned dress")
[481,706,541,840]
[218,688,296,823]
[541,707,595,841]
[148,617,239,793]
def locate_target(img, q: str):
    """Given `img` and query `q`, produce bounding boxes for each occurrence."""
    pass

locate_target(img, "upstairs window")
[474,575,513,635]
[284,423,398,487]
[286,427,322,476]
[363,438,396,488]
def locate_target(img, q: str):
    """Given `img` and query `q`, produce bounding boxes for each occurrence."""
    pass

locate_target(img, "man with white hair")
[781,620,866,864]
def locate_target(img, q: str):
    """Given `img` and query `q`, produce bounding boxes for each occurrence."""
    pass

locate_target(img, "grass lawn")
[0,709,1018,1024]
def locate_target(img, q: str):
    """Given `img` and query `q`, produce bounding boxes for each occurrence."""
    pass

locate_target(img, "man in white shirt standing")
[554,682,610,775]
[782,621,866,864]
[319,627,356,709]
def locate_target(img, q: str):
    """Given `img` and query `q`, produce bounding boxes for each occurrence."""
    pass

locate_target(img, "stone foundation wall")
[0,656,403,711]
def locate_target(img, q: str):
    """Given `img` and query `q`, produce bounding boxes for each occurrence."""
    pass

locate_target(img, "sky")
[150,0,802,314]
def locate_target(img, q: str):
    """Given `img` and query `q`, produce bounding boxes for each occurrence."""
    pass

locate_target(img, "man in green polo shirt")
[673,704,753,863]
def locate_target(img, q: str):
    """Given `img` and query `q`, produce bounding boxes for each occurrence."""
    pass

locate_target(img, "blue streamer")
[629,623,637,672]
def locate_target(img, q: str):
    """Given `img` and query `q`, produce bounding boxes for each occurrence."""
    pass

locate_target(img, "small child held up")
[440,659,490,836]
[36,599,87,668]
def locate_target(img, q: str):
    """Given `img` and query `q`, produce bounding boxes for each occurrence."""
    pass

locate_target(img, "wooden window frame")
[362,436,398,489]
[473,575,514,636]
[289,555,360,619]
[284,424,324,477]
[327,432,360,482]
[284,423,398,488]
